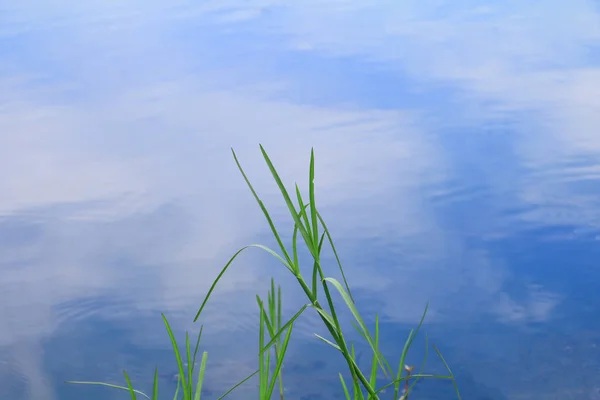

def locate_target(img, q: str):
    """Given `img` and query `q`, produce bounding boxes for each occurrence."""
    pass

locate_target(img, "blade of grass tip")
[433,344,462,400]
[394,303,429,398]
[173,376,181,400]
[162,314,188,397]
[339,373,352,400]
[64,381,151,400]
[324,277,387,374]
[191,326,204,375]
[216,369,259,400]
[231,148,294,269]
[122,370,138,400]
[314,333,342,352]
[349,320,393,380]
[309,148,319,245]
[368,315,380,392]
[193,351,208,400]
[260,304,308,356]
[257,145,316,255]
[194,244,294,322]
[266,322,294,399]
[152,366,159,400]
[316,210,354,303]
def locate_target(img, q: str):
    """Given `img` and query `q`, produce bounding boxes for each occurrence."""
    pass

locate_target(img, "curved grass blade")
[231,148,295,269]
[316,210,354,303]
[216,369,259,400]
[123,370,138,400]
[194,244,293,322]
[393,302,429,399]
[433,344,462,400]
[257,145,316,256]
[324,277,387,374]
[64,381,151,400]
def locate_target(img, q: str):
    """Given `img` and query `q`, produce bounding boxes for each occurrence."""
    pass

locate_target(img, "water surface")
[1,1,600,399]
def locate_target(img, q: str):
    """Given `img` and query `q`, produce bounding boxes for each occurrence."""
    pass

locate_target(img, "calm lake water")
[2,2,600,400]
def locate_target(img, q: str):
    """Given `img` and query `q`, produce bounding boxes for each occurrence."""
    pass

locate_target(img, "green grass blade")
[316,210,354,302]
[314,333,342,351]
[339,373,352,400]
[433,344,462,400]
[191,326,204,375]
[161,314,188,399]
[64,381,151,400]
[260,304,308,356]
[193,351,208,400]
[122,370,138,400]
[368,315,380,395]
[311,233,326,298]
[295,184,311,238]
[266,322,294,399]
[308,148,319,246]
[152,366,159,400]
[186,332,193,398]
[231,148,295,268]
[194,244,293,322]
[173,376,181,400]
[257,145,316,255]
[324,277,386,374]
[216,369,259,400]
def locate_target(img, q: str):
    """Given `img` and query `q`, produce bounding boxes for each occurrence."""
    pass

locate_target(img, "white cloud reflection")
[2,0,598,398]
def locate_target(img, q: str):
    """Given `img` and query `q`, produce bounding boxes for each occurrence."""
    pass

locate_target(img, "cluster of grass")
[67,146,462,400]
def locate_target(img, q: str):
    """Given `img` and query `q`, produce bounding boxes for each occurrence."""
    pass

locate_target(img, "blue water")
[1,1,600,399]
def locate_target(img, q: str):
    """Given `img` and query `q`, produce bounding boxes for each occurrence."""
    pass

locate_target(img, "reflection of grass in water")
[66,146,462,400]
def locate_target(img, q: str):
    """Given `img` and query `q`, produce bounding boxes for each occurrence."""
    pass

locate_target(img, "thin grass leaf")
[311,233,326,299]
[194,244,293,322]
[259,304,308,356]
[152,366,159,400]
[122,370,138,400]
[191,326,204,375]
[316,210,354,302]
[308,149,319,245]
[64,381,151,400]
[216,369,259,400]
[314,333,342,351]
[266,322,294,399]
[173,377,181,400]
[231,148,295,269]
[324,277,387,374]
[295,184,311,239]
[186,332,193,399]
[257,145,316,256]
[162,314,188,398]
[368,315,380,395]
[339,373,352,400]
[349,320,393,380]
[433,344,462,400]
[393,303,429,399]
[193,351,208,400]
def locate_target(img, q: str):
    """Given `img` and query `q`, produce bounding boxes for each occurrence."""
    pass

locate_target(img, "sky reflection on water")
[1,1,600,399]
